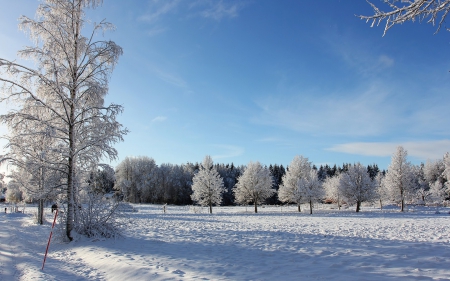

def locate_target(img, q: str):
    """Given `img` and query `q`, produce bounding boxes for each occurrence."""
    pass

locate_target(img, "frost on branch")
[360,0,450,35]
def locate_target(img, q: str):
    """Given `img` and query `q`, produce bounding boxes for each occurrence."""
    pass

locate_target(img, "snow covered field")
[1,203,450,281]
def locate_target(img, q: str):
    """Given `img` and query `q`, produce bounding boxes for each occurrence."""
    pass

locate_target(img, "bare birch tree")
[0,0,127,240]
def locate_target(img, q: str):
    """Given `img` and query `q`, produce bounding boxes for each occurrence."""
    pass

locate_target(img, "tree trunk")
[254,202,258,213]
[38,165,44,225]
[297,203,301,212]
[67,151,75,241]
[209,203,212,214]
[356,201,361,212]
[309,199,312,215]
[400,182,404,212]
[38,198,44,225]
[66,1,81,241]
[379,199,383,210]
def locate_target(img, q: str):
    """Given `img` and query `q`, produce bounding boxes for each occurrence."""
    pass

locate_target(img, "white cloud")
[152,116,167,122]
[327,140,450,161]
[211,145,244,160]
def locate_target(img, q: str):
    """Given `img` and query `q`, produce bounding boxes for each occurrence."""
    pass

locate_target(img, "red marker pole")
[42,208,58,270]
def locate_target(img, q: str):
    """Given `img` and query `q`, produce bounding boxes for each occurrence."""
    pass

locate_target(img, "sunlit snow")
[1,203,449,280]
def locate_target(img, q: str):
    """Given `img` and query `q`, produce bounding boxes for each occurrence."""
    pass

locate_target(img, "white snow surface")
[1,203,450,280]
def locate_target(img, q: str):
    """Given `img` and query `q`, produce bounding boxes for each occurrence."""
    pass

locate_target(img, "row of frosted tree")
[116,147,450,213]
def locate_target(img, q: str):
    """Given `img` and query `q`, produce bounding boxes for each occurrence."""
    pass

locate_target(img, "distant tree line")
[114,148,450,212]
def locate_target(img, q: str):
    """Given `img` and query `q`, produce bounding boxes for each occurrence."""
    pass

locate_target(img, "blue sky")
[1,0,450,170]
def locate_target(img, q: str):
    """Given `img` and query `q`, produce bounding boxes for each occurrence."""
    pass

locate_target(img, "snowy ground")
[1,203,450,281]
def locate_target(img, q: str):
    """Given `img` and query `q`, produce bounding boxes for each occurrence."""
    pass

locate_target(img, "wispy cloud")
[378,55,394,68]
[138,0,248,37]
[152,116,167,122]
[211,144,244,160]
[254,72,450,139]
[194,0,247,21]
[254,82,399,137]
[322,29,394,76]
[138,0,180,23]
[150,67,188,89]
[146,26,168,37]
[256,137,294,147]
[327,140,450,161]
[256,137,283,143]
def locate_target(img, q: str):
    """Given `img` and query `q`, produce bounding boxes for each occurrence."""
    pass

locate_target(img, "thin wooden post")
[42,209,58,270]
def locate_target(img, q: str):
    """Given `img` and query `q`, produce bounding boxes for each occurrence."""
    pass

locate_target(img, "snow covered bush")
[191,156,225,214]
[74,188,123,239]
[234,161,274,213]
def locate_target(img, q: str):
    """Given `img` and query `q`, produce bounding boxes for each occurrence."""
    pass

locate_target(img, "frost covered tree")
[429,180,446,205]
[324,174,343,210]
[384,146,414,212]
[115,157,195,205]
[0,0,127,240]
[234,161,274,213]
[297,169,324,214]
[442,152,450,197]
[278,155,311,212]
[0,174,5,194]
[1,101,64,224]
[374,173,390,209]
[191,156,225,214]
[423,159,445,187]
[5,180,22,203]
[360,0,450,35]
[339,163,377,212]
